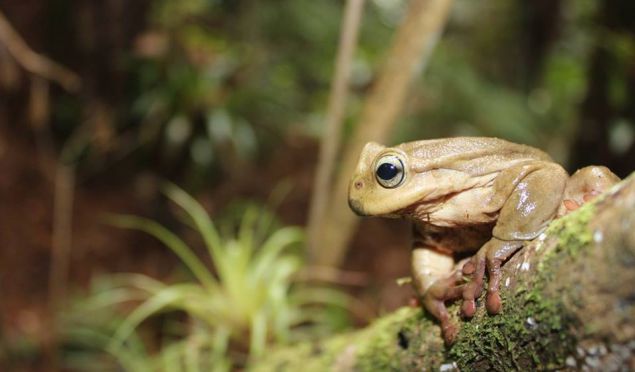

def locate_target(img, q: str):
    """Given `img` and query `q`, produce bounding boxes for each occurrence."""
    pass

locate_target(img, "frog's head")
[348,141,415,217]
[348,141,473,217]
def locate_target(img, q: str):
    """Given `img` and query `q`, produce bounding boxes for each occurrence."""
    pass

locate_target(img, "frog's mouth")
[348,198,367,216]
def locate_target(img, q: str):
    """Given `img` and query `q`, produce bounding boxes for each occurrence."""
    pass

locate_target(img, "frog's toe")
[486,291,502,314]
[408,296,420,307]
[442,322,459,345]
[462,261,476,275]
[460,257,485,318]
[461,281,481,318]
[563,199,580,212]
[583,191,601,203]
[461,298,476,318]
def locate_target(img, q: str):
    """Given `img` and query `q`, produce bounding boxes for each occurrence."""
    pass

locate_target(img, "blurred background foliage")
[1,0,635,370]
[59,184,350,371]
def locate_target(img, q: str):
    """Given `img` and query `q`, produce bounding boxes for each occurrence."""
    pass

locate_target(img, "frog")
[347,137,619,344]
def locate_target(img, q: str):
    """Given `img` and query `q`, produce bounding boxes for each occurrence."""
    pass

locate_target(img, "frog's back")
[398,137,552,176]
[398,137,549,161]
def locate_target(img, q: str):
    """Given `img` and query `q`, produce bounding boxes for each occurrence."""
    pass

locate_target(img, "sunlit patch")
[593,230,603,243]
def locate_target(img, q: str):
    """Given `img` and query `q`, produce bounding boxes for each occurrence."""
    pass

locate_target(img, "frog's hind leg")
[411,247,464,344]
[560,166,620,214]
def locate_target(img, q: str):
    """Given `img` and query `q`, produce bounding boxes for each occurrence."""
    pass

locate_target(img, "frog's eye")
[375,154,405,188]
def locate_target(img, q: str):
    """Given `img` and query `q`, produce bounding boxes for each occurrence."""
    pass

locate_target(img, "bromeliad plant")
[72,183,347,370]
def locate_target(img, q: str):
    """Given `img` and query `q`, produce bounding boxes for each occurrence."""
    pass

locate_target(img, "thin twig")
[48,162,75,308]
[47,162,75,371]
[307,0,365,261]
[0,9,80,92]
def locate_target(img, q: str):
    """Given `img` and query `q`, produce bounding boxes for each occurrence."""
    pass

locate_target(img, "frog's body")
[348,137,619,344]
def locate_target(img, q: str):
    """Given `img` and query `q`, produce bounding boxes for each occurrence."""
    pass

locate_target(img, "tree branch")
[307,0,365,262]
[0,9,80,92]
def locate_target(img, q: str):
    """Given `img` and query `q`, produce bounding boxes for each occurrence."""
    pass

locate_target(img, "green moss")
[354,308,446,371]
[448,287,578,370]
[254,307,451,371]
[545,202,595,257]
[252,307,435,372]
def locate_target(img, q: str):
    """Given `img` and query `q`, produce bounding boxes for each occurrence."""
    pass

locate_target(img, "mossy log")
[255,173,635,371]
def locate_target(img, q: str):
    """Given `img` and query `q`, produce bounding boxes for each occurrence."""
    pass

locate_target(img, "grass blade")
[110,284,204,349]
[252,227,303,280]
[162,182,224,266]
[106,214,218,292]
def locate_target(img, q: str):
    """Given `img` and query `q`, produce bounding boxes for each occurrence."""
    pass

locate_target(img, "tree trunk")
[255,172,635,371]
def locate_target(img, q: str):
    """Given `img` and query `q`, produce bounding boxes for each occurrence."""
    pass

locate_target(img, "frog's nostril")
[354,180,364,190]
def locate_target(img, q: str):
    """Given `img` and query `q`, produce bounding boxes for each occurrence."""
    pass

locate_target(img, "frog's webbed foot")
[421,272,463,344]
[411,246,466,344]
[561,166,620,214]
[461,239,523,317]
[563,190,600,212]
[461,256,503,318]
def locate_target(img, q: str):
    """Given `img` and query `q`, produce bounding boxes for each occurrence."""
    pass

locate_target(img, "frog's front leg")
[461,238,523,317]
[411,246,465,344]
[462,163,568,318]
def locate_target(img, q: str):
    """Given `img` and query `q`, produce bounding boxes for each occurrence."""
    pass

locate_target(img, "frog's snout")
[348,198,367,216]
[348,178,367,216]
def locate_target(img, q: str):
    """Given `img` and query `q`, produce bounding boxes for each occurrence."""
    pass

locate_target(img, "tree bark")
[255,172,635,371]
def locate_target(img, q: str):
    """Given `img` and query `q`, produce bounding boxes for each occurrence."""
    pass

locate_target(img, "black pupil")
[377,162,399,180]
